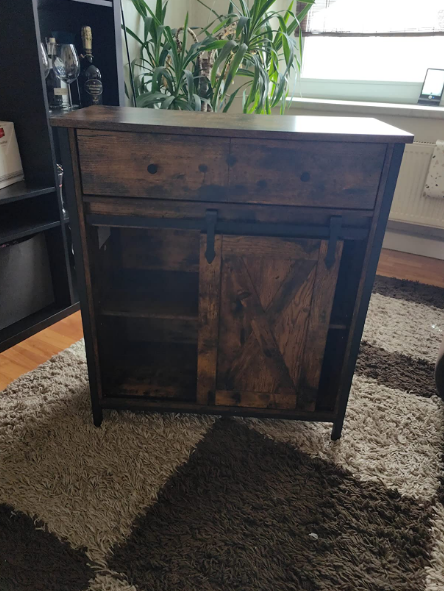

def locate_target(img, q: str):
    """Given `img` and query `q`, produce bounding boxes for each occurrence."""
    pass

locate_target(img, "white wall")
[190,0,289,28]
[190,0,232,28]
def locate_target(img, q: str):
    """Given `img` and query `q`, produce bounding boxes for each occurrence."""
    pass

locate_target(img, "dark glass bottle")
[80,26,103,107]
[46,37,65,110]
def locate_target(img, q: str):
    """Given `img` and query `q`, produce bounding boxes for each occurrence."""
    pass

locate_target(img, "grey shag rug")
[1,276,444,591]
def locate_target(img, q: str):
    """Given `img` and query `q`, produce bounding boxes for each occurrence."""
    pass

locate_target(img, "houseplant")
[124,0,313,113]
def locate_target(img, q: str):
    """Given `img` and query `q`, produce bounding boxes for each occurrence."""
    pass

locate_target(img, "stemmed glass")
[53,44,80,110]
[39,42,51,79]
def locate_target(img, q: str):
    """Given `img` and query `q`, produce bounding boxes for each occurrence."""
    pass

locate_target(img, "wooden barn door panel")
[197,234,342,411]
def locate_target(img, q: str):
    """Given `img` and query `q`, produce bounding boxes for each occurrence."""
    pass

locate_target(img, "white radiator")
[389,142,444,229]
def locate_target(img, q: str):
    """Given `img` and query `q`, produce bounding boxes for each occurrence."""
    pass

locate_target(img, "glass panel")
[303,36,444,82]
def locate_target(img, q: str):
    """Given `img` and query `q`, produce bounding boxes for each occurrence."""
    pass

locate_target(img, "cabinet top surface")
[51,106,413,143]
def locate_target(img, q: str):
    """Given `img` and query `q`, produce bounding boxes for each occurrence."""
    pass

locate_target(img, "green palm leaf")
[125,0,313,113]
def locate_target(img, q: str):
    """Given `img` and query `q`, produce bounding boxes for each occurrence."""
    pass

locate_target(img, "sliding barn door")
[197,234,343,412]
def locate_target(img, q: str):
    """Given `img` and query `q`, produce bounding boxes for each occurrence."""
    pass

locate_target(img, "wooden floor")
[1,249,443,391]
[377,249,444,289]
[0,311,84,391]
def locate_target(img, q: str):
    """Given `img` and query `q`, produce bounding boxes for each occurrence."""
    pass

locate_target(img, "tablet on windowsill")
[418,68,444,106]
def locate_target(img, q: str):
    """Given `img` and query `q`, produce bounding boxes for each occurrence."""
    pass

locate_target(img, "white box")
[0,121,24,190]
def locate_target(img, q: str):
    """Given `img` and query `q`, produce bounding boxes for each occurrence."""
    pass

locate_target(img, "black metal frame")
[331,144,405,440]
[58,128,103,426]
[86,213,369,241]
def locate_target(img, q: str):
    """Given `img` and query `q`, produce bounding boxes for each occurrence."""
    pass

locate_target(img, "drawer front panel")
[228,139,386,209]
[77,130,230,200]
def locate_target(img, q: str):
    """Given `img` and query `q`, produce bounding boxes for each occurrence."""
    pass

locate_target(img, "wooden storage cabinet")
[52,106,413,439]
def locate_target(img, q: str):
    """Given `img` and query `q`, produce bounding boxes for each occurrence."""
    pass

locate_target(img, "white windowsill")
[287,97,444,120]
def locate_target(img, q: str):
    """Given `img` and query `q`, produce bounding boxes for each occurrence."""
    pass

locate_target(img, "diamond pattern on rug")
[373,276,444,309]
[1,276,444,589]
[0,348,215,564]
[0,503,92,591]
[87,573,138,591]
[363,292,444,363]
[426,502,444,591]
[109,419,433,591]
[356,340,437,398]
[247,375,444,501]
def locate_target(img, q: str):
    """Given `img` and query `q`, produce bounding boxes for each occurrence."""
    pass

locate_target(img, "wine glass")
[53,44,80,110]
[39,42,51,79]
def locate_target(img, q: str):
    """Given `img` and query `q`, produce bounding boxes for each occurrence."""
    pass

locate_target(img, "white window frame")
[294,33,442,104]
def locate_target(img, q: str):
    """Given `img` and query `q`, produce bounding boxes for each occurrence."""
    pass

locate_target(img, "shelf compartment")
[106,343,198,401]
[0,302,79,353]
[0,192,62,245]
[0,217,60,245]
[99,270,199,321]
[124,316,197,344]
[0,182,55,206]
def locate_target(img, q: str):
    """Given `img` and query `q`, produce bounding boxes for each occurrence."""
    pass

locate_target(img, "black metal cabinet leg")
[331,419,343,441]
[93,407,103,427]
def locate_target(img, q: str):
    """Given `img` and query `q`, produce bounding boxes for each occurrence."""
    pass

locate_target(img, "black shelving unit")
[0,0,124,352]
[0,182,56,206]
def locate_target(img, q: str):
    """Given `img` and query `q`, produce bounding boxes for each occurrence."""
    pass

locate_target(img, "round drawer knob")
[300,171,310,182]
[147,164,158,175]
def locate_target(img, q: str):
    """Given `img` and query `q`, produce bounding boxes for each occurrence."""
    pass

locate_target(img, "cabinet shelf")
[99,269,199,321]
[0,217,60,245]
[107,343,197,401]
[100,287,198,321]
[0,182,55,206]
[0,302,79,353]
[68,0,113,7]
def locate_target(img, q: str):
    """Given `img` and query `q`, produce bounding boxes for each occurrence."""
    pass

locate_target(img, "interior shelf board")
[0,182,55,205]
[0,218,60,245]
[68,0,113,7]
[0,302,80,353]
[100,288,198,321]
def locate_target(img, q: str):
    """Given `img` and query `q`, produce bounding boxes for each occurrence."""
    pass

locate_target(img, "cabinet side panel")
[332,144,404,440]
[58,128,103,425]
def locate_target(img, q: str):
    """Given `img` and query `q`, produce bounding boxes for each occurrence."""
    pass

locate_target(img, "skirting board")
[383,229,444,260]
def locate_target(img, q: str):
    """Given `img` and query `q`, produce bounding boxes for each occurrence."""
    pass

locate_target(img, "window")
[302,37,444,83]
[296,0,444,102]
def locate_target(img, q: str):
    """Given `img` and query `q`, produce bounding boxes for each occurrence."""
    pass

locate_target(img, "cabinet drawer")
[78,131,386,210]
[77,130,230,200]
[228,139,386,209]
